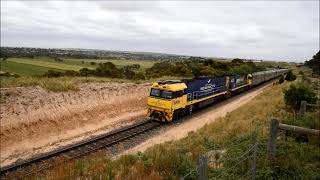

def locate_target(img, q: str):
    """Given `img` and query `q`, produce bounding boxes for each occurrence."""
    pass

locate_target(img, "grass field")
[64,58,156,69]
[8,58,95,71]
[1,57,156,76]
[0,60,59,76]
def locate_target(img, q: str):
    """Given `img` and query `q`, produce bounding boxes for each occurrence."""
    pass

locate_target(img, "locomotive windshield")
[150,88,183,99]
[150,88,161,97]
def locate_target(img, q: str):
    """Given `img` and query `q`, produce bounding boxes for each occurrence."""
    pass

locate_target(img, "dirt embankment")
[0,82,150,167]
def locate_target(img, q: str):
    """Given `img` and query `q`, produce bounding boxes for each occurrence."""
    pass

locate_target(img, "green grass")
[4,58,156,75]
[8,58,92,71]
[0,60,57,76]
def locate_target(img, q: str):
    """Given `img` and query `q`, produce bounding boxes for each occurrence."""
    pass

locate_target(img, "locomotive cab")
[147,80,187,122]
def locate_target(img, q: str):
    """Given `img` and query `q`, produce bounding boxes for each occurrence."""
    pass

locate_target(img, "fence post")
[251,131,259,180]
[267,118,279,160]
[198,154,208,180]
[298,101,307,116]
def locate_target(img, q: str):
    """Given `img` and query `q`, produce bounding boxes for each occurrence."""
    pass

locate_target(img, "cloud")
[1,1,319,62]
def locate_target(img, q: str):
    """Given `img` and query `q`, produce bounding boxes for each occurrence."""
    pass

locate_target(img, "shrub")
[43,70,64,78]
[279,75,285,84]
[123,67,136,79]
[228,64,254,75]
[79,68,94,77]
[146,62,174,78]
[284,84,317,111]
[285,71,297,81]
[134,72,146,80]
[95,62,122,78]
[132,64,141,69]
[172,62,193,77]
[90,62,96,65]
[64,70,79,76]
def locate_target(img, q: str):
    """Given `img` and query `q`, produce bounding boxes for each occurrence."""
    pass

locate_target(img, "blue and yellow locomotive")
[147,69,288,122]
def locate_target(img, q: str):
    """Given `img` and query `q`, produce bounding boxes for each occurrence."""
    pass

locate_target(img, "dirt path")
[0,82,150,167]
[122,82,274,155]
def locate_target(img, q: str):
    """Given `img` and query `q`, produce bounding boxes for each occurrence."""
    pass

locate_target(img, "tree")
[231,58,244,65]
[305,51,320,75]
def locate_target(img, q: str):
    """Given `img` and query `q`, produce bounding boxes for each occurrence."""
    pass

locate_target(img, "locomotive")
[147,69,288,122]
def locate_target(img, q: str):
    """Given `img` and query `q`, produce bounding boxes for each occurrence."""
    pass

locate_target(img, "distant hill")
[0,47,192,61]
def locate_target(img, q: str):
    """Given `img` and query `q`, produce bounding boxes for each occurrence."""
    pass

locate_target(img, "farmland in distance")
[0,57,156,76]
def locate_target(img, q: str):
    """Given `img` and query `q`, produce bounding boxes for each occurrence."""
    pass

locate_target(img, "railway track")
[0,120,162,179]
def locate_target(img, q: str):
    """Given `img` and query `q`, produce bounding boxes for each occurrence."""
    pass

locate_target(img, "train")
[147,69,289,122]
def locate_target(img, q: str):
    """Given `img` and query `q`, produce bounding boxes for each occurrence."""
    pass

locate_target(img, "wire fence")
[180,130,259,180]
[180,101,319,180]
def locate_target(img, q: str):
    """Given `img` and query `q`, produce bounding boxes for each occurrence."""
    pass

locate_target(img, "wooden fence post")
[198,154,208,180]
[267,118,279,160]
[251,133,259,180]
[298,101,307,116]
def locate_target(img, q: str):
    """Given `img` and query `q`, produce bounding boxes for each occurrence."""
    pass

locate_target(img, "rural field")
[0,57,156,76]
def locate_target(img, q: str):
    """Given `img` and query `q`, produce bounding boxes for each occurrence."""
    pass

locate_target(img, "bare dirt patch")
[0,82,150,167]
[122,82,274,155]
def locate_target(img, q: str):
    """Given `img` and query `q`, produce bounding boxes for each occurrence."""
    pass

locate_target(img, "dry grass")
[200,82,291,140]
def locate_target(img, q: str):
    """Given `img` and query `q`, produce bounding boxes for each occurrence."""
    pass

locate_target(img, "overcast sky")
[1,1,319,62]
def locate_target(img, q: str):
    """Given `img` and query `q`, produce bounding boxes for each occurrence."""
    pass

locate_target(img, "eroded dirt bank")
[0,82,150,167]
[122,82,274,155]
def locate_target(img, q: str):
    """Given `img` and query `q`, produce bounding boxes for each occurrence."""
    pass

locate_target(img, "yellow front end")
[147,81,187,122]
[147,97,174,122]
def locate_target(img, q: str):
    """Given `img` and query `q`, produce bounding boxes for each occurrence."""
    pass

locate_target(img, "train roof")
[157,80,182,84]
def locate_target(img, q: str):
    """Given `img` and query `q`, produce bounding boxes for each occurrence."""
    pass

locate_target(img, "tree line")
[42,58,269,80]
